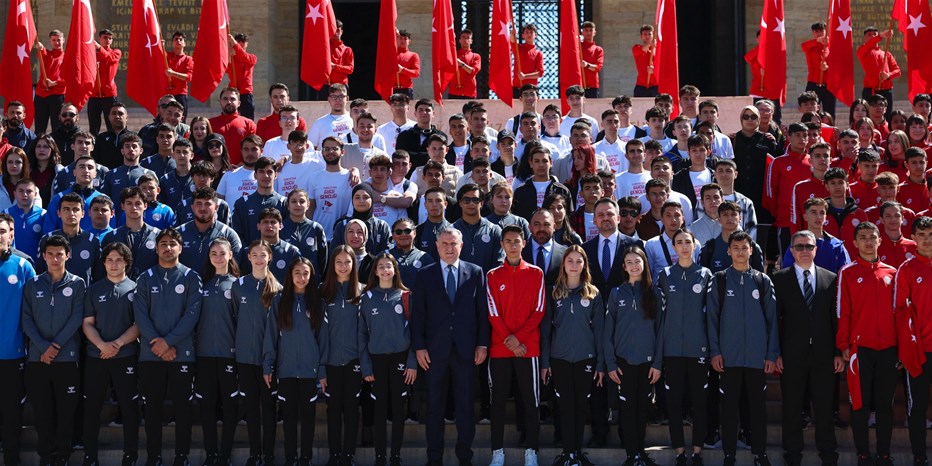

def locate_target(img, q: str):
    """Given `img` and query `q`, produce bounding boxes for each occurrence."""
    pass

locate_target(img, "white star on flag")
[16,43,28,64]
[835,16,851,39]
[499,21,512,39]
[908,14,926,36]
[773,17,785,39]
[306,1,324,25]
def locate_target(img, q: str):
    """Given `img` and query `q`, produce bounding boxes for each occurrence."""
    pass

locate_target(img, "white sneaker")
[524,449,538,466]
[489,449,505,466]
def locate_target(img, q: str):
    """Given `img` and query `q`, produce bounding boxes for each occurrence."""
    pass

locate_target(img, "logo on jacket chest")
[726,290,735,297]
[371,308,379,316]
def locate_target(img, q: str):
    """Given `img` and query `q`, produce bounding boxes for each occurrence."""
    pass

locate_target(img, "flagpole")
[819,15,828,86]
[646,21,657,88]
[162,42,172,91]
[35,44,49,91]
[880,19,895,88]
[512,24,524,90]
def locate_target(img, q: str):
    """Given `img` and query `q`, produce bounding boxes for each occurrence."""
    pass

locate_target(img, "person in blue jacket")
[282,189,329,277]
[4,178,45,262]
[655,229,713,465]
[539,245,604,466]
[357,253,418,466]
[604,245,662,466]
[708,231,779,466]
[0,212,36,466]
[321,245,363,466]
[263,257,329,466]
[21,234,85,466]
[196,238,240,466]
[232,240,282,466]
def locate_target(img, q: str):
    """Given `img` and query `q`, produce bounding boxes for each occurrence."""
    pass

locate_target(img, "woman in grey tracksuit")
[321,245,364,466]
[539,245,604,466]
[263,256,329,466]
[232,240,282,466]
[196,238,240,465]
[604,245,662,466]
[655,229,713,465]
[357,253,418,466]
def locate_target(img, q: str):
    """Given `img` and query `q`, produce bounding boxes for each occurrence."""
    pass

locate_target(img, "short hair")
[645,106,669,121]
[876,171,900,186]
[522,24,537,34]
[654,93,674,105]
[791,230,817,246]
[367,154,392,169]
[700,183,723,199]
[328,83,347,95]
[597,169,615,180]
[679,85,700,97]
[520,111,538,122]
[879,201,903,218]
[89,195,113,210]
[59,192,84,210]
[288,130,308,144]
[698,100,719,113]
[120,186,144,204]
[565,85,585,97]
[414,98,434,111]
[650,155,673,169]
[397,29,412,39]
[98,29,113,37]
[823,167,848,183]
[156,123,175,134]
[156,227,183,244]
[687,134,711,150]
[72,131,96,145]
[41,234,70,255]
[640,24,654,33]
[120,133,142,148]
[241,134,263,149]
[913,94,932,106]
[165,100,184,112]
[190,160,218,179]
[268,83,290,97]
[581,21,595,29]
[392,217,416,230]
[259,208,283,223]
[857,149,881,163]
[448,113,466,124]
[519,84,539,95]
[905,146,927,161]
[192,187,218,202]
[234,32,248,42]
[101,242,133,272]
[580,174,602,188]
[349,98,368,110]
[424,186,447,198]
[718,200,741,215]
[714,159,737,170]
[670,114,692,128]
[356,112,377,124]
[279,104,298,115]
[864,26,880,35]
[423,160,444,175]
[253,156,276,171]
[601,109,619,121]
[727,230,753,247]
[391,149,410,160]
[456,183,482,201]
[611,95,633,107]
[797,91,820,106]
[460,28,473,36]
[472,135,490,147]
[389,93,410,104]
[172,138,194,151]
[838,128,858,140]
[617,196,641,211]
[866,93,887,106]
[502,224,525,239]
[321,136,344,149]
[787,123,808,135]
[809,141,832,154]
[644,140,663,152]
[854,220,880,236]
[804,197,829,211]
[472,158,490,169]
[172,31,186,39]
[49,30,63,37]
[912,215,932,234]
[660,200,683,217]
[137,173,159,186]
[811,21,827,31]
[594,197,619,212]
[219,87,240,99]
[426,133,447,146]
[542,104,561,115]
[625,139,644,152]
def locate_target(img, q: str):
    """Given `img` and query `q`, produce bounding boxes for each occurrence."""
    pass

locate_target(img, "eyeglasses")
[393,228,413,235]
[741,114,759,121]
[619,209,639,218]
[329,94,347,100]
[61,112,76,118]
[322,146,341,152]
[792,244,816,251]
[461,196,482,205]
[208,143,223,149]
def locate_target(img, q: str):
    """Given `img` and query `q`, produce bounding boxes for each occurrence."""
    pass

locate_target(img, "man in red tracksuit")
[800,22,836,119]
[512,24,545,100]
[836,221,899,466]
[87,29,122,135]
[317,20,355,101]
[632,24,657,97]
[166,32,195,122]
[580,22,604,98]
[394,30,420,99]
[485,225,545,466]
[227,33,258,121]
[449,29,481,100]
[893,216,932,466]
[766,123,812,255]
[857,27,900,121]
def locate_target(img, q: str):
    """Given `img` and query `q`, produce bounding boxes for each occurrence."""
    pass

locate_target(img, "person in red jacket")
[632,24,657,97]
[849,149,882,208]
[166,32,195,122]
[765,123,812,255]
[791,142,832,233]
[837,221,899,466]
[823,167,869,258]
[897,148,931,211]
[801,22,836,119]
[209,88,257,166]
[876,201,917,267]
[867,172,917,237]
[580,22,604,98]
[257,83,308,143]
[34,30,66,135]
[512,24,545,99]
[87,29,122,136]
[317,20,355,101]
[227,33,258,121]
[394,30,420,99]
[485,224,545,466]
[449,29,481,100]
[857,27,900,121]
[894,216,932,466]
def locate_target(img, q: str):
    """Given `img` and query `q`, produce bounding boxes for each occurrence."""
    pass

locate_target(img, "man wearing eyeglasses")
[782,197,851,273]
[308,84,354,150]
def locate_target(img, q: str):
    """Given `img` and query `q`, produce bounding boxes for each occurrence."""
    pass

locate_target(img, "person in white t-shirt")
[345,98,388,152]
[638,106,675,153]
[603,95,647,143]
[540,104,572,157]
[670,134,714,210]
[636,155,694,224]
[216,134,261,202]
[376,93,416,153]
[569,173,604,241]
[492,130,519,186]
[614,139,652,199]
[697,100,734,159]
[261,104,301,161]
[501,83,542,141]
[307,83,354,149]
[456,157,504,196]
[559,85,600,135]
[308,136,355,237]
[593,109,628,174]
[366,153,417,226]
[447,114,471,172]
[276,130,322,195]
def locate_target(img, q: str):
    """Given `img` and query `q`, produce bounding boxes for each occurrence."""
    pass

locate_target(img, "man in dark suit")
[773,230,843,466]
[523,209,567,288]
[411,226,490,466]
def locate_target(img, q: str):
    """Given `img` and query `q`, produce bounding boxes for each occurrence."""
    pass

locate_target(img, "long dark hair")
[277,257,323,331]
[542,193,579,244]
[620,245,657,319]
[202,237,241,281]
[320,245,360,304]
[356,253,408,303]
[28,134,62,170]
[246,240,282,309]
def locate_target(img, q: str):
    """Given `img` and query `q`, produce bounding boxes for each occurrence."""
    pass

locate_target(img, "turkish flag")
[300,0,337,91]
[374,0,398,102]
[846,338,863,411]
[826,0,854,106]
[190,0,231,102]
[893,0,932,100]
[432,0,456,104]
[558,0,583,115]
[62,0,96,111]
[757,0,786,106]
[490,0,515,106]
[0,0,36,128]
[126,0,169,117]
[654,0,680,117]
[896,304,927,377]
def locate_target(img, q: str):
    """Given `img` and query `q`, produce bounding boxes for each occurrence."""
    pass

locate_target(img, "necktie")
[446,265,457,303]
[536,245,546,270]
[602,238,611,280]
[803,270,814,310]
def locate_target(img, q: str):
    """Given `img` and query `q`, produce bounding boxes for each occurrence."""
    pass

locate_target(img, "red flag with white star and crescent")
[301,0,337,91]
[826,0,854,106]
[0,0,37,127]
[126,0,169,116]
[489,0,515,107]
[432,0,457,105]
[62,0,97,111]
[893,0,932,100]
[757,0,786,105]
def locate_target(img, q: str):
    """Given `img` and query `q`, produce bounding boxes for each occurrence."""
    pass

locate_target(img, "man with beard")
[52,103,82,166]
[256,83,308,143]
[138,95,188,155]
[217,135,262,202]
[308,83,354,149]
[308,136,354,238]
[93,102,134,169]
[4,102,36,151]
[209,88,257,166]
[178,187,242,269]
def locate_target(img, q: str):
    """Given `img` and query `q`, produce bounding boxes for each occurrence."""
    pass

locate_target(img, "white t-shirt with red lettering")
[311,169,352,237]
[614,170,651,199]
[216,167,257,204]
[594,138,628,174]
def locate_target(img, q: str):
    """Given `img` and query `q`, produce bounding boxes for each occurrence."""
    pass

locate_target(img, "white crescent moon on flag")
[81,0,95,44]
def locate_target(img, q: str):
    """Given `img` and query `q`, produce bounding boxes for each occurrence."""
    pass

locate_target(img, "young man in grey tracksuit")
[133,228,203,466]
[708,231,779,466]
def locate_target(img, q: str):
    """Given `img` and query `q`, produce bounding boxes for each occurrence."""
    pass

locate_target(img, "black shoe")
[82,456,99,466]
[245,457,262,466]
[587,434,606,448]
[915,457,930,466]
[202,455,219,466]
[298,457,312,466]
[374,455,387,466]
[857,453,875,466]
[723,454,736,466]
[876,455,895,466]
[456,461,471,466]
[690,453,703,465]
[782,454,802,466]
[737,430,751,449]
[575,451,594,466]
[390,456,402,466]
[342,455,356,466]
[173,455,191,466]
[146,457,164,466]
[834,415,849,429]
[263,456,276,466]
[326,454,341,466]
[801,412,813,430]
[53,457,70,466]
[479,407,490,424]
[122,454,138,466]
[361,428,373,447]
[638,452,658,466]
[551,453,569,466]
[674,453,687,466]
[702,432,721,449]
[219,457,232,466]
[283,458,298,466]
[620,458,637,466]
[753,454,772,466]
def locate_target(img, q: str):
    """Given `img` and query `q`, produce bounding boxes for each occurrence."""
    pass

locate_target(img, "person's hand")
[263,374,273,388]
[36,41,45,51]
[816,36,829,45]
[160,347,177,362]
[594,371,604,387]
[364,375,375,382]
[503,335,520,351]
[821,61,829,71]
[404,368,417,384]
[879,71,891,82]
[764,360,776,374]
[99,341,120,359]
[228,34,236,47]
[881,29,893,39]
[150,337,170,357]
[711,355,725,373]
[776,356,784,373]
[608,368,622,385]
[647,65,654,74]
[834,356,845,374]
[648,368,661,384]
[40,345,59,364]
[842,348,850,362]
[398,64,405,72]
[512,344,527,357]
[540,367,551,383]
[319,378,328,394]
[416,349,431,370]
[764,132,776,142]
[348,168,361,186]
[94,41,101,50]
[473,347,487,365]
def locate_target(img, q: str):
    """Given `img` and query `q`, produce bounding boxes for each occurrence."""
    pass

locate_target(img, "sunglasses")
[61,112,77,118]
[208,143,223,149]
[619,209,639,218]
[741,114,759,121]
[792,244,816,251]
[461,196,482,205]
[393,228,413,235]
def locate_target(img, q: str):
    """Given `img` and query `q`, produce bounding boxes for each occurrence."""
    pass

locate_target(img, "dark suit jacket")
[773,265,839,364]
[411,260,490,361]
[396,125,445,174]
[583,232,643,299]
[522,240,567,288]
[671,166,715,210]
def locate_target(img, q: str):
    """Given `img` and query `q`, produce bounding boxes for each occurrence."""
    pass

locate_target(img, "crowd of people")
[0,15,931,466]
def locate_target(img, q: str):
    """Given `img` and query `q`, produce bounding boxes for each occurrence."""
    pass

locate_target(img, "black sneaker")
[390,456,402,466]
[341,454,355,466]
[703,432,721,449]
[691,453,703,465]
[298,458,312,466]
[82,456,99,466]
[638,452,658,466]
[122,454,138,466]
[914,457,929,465]
[575,451,594,466]
[245,457,262,466]
[173,455,191,466]
[146,457,164,466]
[723,454,736,466]
[201,455,219,466]
[551,453,569,466]
[857,453,875,466]
[374,455,387,466]
[753,454,772,466]
[876,455,894,466]
[674,453,687,466]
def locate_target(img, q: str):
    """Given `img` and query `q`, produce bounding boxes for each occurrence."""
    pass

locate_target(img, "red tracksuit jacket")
[486,260,546,358]
[837,257,897,352]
